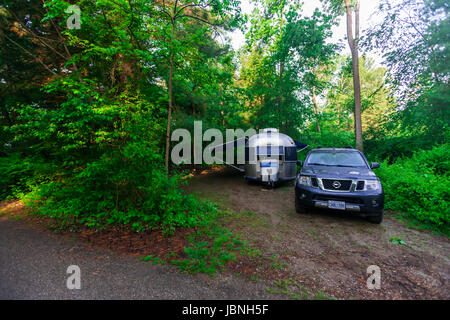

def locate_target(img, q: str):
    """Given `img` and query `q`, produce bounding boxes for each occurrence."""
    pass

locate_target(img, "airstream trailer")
[211,128,308,187]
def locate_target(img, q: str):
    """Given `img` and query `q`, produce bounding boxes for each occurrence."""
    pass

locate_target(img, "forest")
[0,0,448,240]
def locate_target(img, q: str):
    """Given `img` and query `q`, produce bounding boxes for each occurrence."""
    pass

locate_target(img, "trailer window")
[256,146,283,155]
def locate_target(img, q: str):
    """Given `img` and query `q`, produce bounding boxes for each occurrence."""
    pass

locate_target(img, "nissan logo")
[332,181,341,189]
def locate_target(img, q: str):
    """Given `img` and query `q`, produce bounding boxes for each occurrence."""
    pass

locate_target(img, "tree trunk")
[312,86,321,133]
[165,50,174,170]
[345,0,363,151]
[278,62,284,129]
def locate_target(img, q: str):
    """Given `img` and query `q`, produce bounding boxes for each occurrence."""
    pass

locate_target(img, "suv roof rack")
[316,146,354,149]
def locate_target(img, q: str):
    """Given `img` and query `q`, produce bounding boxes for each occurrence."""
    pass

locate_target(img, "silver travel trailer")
[211,128,308,187]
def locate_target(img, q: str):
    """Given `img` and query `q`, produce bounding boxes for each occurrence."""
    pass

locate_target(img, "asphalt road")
[0,218,271,300]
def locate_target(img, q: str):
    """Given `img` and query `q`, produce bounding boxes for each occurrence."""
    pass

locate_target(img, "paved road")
[0,218,271,299]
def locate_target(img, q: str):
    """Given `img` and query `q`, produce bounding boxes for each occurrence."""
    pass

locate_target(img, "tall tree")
[0,0,78,155]
[364,0,449,142]
[323,55,396,138]
[154,0,241,170]
[344,0,363,151]
[240,0,337,137]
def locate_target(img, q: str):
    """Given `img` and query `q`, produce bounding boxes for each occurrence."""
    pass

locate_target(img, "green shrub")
[377,144,450,234]
[22,142,215,233]
[11,81,216,233]
[0,154,55,200]
[364,133,447,163]
[0,154,29,200]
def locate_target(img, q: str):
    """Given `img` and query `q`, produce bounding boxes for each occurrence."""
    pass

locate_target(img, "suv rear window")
[306,151,367,167]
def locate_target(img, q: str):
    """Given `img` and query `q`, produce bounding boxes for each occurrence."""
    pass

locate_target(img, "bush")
[377,144,450,234]
[22,141,215,233]
[364,133,447,163]
[0,153,30,200]
[9,81,216,233]
[0,153,54,200]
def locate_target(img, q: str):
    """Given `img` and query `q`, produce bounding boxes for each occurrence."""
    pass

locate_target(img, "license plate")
[328,200,346,210]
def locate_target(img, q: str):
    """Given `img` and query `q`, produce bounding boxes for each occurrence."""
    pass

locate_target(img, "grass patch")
[141,255,167,265]
[266,278,334,300]
[268,254,288,271]
[389,237,406,245]
[170,209,261,275]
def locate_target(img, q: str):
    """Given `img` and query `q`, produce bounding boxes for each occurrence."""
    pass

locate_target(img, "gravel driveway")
[186,167,450,299]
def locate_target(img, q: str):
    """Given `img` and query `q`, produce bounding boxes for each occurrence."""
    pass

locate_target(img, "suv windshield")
[306,151,367,167]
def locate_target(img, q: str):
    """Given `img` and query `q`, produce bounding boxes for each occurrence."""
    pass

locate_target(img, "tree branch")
[4,34,56,75]
[180,14,222,27]
[41,0,78,71]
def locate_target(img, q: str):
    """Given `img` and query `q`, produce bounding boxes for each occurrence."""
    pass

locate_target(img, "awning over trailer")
[294,141,308,150]
[206,137,247,172]
[208,137,248,153]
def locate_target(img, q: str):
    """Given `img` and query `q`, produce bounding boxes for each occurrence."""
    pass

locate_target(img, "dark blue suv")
[295,147,384,223]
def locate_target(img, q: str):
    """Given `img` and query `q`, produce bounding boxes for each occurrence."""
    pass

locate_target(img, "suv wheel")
[367,210,384,224]
[295,197,308,214]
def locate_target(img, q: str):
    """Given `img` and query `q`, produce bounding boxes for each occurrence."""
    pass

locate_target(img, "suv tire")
[367,210,384,224]
[295,197,308,214]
